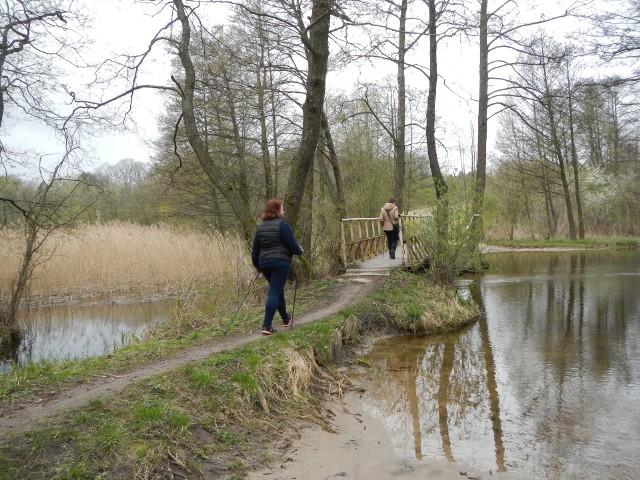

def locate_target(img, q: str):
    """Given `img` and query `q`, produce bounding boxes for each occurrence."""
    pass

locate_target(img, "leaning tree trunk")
[547,105,577,239]
[284,0,333,232]
[173,0,256,240]
[426,0,447,200]
[2,220,38,342]
[541,56,576,239]
[320,110,346,219]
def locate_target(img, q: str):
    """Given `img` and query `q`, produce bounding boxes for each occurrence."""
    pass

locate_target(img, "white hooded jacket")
[379,202,399,231]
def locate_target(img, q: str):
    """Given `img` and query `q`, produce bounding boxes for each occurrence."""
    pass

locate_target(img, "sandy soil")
[246,391,530,480]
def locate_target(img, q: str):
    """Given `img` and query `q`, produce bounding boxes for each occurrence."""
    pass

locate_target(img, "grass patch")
[483,236,639,249]
[354,270,481,335]
[0,271,479,479]
[0,275,336,411]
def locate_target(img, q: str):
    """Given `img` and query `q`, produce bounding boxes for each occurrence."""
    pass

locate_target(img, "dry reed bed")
[0,222,253,301]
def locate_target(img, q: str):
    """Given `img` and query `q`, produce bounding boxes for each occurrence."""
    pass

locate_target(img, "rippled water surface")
[354,250,640,479]
[0,299,174,373]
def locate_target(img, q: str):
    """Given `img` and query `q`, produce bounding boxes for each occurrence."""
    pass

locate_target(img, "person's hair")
[262,198,283,220]
[388,197,396,203]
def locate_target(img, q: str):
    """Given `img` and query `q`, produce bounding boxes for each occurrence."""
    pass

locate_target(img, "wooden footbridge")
[339,215,432,272]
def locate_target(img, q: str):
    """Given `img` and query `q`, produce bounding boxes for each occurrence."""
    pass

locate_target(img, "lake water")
[0,298,174,373]
[354,250,640,480]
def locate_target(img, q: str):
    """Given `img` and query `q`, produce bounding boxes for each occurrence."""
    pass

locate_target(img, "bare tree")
[282,0,334,231]
[589,0,640,84]
[469,0,575,243]
[1,144,99,343]
[351,0,433,211]
[0,0,86,167]
[0,1,100,343]
[171,0,258,239]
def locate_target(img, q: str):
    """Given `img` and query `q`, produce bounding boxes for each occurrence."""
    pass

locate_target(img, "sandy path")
[246,391,531,480]
[0,277,384,437]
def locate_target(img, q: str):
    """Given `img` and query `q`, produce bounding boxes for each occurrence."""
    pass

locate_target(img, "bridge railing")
[340,217,386,266]
[399,214,432,269]
[340,214,432,268]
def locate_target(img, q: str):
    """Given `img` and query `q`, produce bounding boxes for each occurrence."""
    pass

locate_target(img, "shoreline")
[247,389,530,480]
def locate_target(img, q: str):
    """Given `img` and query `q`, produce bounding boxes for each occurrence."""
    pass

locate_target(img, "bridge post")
[340,220,347,267]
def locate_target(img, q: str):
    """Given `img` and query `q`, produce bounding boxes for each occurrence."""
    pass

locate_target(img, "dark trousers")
[384,229,398,253]
[260,264,290,329]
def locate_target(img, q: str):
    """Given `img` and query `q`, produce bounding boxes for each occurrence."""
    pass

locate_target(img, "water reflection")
[355,250,640,480]
[0,299,174,373]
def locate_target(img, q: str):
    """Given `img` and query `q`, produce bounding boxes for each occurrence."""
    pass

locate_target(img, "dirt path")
[0,276,386,437]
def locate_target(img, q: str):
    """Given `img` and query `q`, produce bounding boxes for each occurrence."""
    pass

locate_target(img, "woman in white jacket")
[379,197,399,259]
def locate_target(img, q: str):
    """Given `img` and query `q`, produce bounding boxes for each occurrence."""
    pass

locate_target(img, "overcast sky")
[5,0,596,176]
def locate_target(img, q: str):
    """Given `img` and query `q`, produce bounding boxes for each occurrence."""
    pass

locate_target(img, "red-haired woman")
[251,198,304,335]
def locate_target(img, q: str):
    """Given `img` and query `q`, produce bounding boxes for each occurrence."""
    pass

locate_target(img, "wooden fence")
[400,214,432,269]
[340,214,432,269]
[339,217,386,266]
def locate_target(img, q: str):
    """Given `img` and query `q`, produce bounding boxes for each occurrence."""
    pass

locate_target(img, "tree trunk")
[269,66,280,197]
[426,0,447,200]
[256,26,274,200]
[173,0,256,240]
[3,220,38,337]
[471,0,488,243]
[222,70,251,208]
[566,68,585,238]
[299,157,315,256]
[395,0,408,210]
[543,178,557,239]
[320,110,346,219]
[284,0,333,232]
[548,112,576,239]
[541,60,576,239]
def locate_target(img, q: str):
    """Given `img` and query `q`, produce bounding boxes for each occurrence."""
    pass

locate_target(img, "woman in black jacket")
[251,198,303,335]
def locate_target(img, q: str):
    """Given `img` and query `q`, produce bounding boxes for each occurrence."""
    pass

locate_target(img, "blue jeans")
[260,264,291,329]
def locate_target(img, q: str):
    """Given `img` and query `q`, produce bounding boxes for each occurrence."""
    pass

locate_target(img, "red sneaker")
[261,327,277,335]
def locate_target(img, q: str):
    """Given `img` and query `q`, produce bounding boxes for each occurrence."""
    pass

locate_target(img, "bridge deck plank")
[350,251,404,270]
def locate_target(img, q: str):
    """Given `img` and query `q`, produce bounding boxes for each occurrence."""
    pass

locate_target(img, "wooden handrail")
[340,217,386,266]
[399,214,432,268]
[340,214,432,269]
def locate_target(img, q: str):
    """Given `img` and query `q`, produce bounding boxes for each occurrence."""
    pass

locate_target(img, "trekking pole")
[224,270,260,334]
[290,256,301,330]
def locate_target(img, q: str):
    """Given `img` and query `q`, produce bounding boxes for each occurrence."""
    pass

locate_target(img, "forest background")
[1,0,639,337]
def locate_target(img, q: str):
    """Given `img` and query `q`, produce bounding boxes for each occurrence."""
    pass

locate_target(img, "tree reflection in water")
[354,250,640,479]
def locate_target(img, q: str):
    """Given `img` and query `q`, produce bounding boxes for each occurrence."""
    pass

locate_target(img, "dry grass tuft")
[284,348,314,395]
[0,222,253,301]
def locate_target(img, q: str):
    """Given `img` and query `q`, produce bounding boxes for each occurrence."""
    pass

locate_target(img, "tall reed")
[0,222,253,301]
